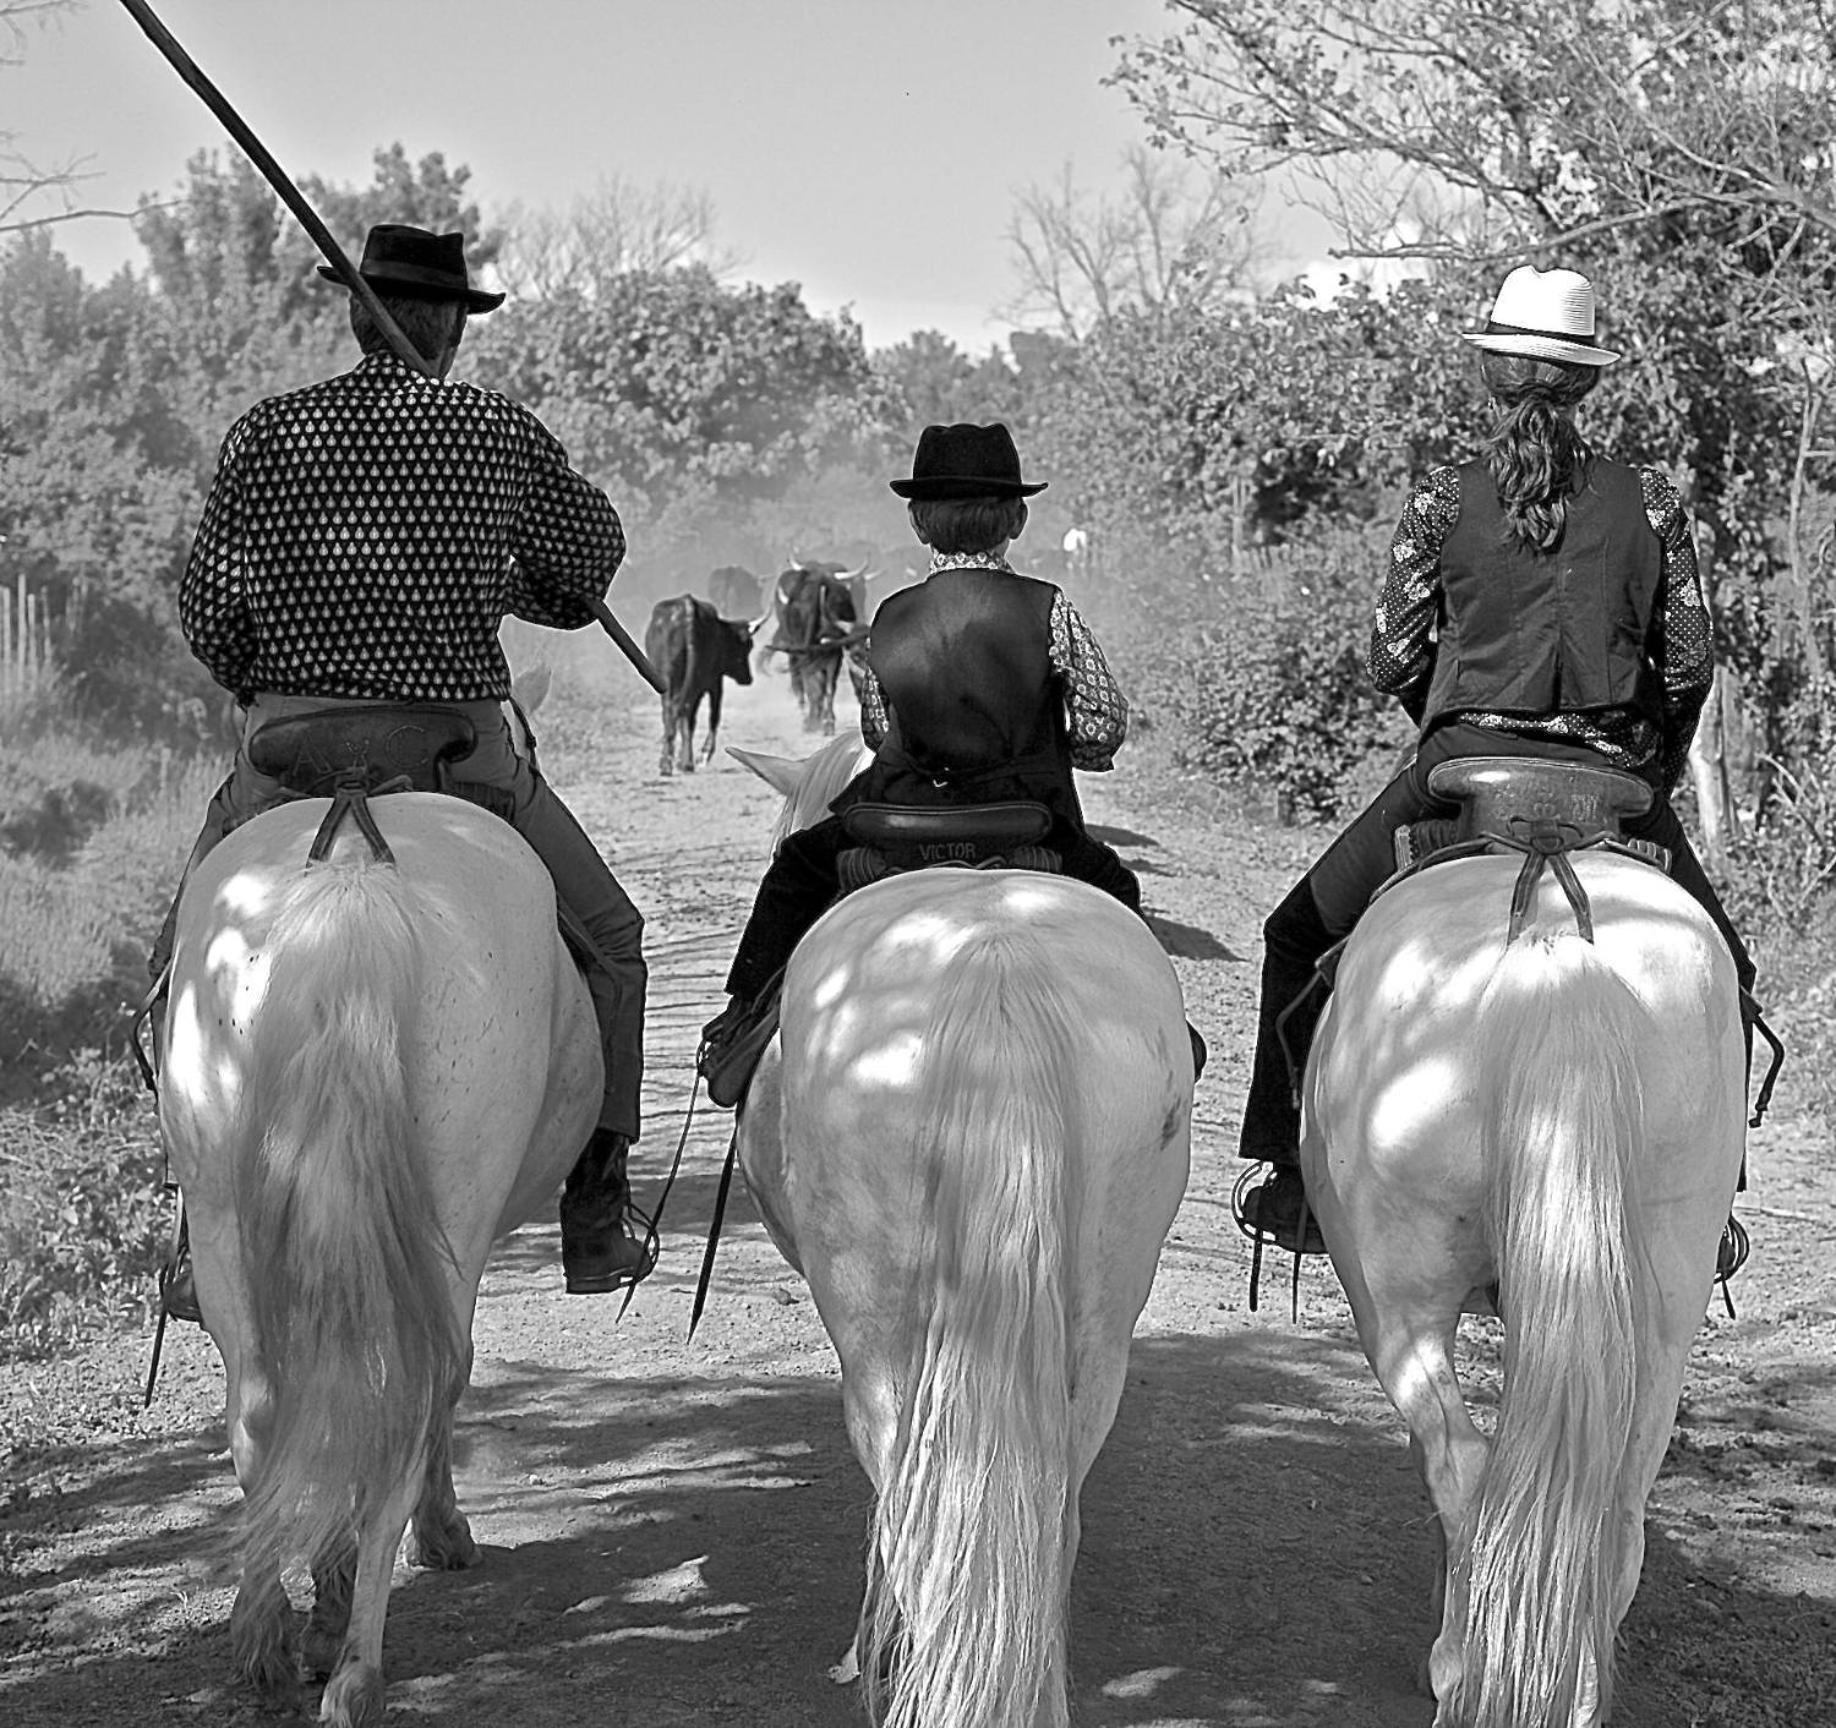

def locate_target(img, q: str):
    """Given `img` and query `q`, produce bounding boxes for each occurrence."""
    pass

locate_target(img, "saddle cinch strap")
[245,703,487,864]
[837,800,1060,892]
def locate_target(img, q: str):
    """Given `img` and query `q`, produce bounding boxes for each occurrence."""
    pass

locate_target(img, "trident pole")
[115,0,666,696]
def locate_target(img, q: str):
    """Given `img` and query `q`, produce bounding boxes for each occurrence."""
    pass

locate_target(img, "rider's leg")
[722,817,850,1003]
[1625,798,1758,1277]
[699,820,849,1103]
[1236,744,1455,1252]
[503,764,653,1293]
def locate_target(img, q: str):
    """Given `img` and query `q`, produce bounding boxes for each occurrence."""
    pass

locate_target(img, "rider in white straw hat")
[1461,264,1622,367]
[1235,262,1759,1268]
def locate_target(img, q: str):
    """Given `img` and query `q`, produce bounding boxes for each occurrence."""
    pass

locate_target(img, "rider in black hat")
[151,223,653,1318]
[699,422,1150,1105]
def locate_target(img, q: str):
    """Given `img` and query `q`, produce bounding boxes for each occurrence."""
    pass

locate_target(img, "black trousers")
[1239,722,1757,1164]
[724,814,1143,1002]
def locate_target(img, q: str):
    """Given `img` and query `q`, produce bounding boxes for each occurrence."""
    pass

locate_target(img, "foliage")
[0,1059,166,1362]
[472,264,903,571]
[1110,0,1835,783]
[0,709,214,1361]
[873,329,1021,432]
[1104,523,1411,821]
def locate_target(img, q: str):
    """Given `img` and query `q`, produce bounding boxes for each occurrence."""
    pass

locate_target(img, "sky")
[6,0,1337,353]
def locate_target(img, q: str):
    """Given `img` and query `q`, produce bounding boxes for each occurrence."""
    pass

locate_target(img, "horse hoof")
[320,1658,387,1728]
[408,1519,479,1570]
[231,1590,299,1701]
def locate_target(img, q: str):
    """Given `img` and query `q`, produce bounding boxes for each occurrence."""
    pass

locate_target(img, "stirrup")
[1232,1165,1327,1256]
[159,1205,203,1325]
[1717,1215,1749,1284]
[699,991,782,1110]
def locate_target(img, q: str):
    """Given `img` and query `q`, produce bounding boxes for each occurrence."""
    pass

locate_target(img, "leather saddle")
[246,703,479,797]
[836,800,1060,891]
[1394,757,1667,874]
[1385,757,1669,945]
[702,802,1066,1110]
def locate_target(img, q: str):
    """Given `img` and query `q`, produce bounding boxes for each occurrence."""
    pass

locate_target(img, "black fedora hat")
[889,422,1047,499]
[317,223,505,313]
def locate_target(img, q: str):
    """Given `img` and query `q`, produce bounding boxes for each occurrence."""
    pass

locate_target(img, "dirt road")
[3,656,1831,1726]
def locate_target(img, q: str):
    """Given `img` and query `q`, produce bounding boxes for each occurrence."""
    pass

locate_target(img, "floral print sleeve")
[859,663,888,750]
[1641,467,1713,790]
[1367,467,1461,720]
[1051,591,1129,770]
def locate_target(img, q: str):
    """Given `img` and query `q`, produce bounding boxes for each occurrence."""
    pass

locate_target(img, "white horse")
[1301,847,1746,1727]
[730,736,1194,1728]
[159,793,600,1727]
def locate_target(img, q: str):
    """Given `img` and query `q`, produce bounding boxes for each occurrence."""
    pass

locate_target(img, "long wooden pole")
[115,0,666,695]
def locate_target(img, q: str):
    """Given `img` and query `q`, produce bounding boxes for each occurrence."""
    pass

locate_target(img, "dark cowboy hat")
[317,223,505,313]
[889,422,1047,500]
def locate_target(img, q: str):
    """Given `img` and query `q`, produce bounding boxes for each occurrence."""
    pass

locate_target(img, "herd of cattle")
[642,559,878,774]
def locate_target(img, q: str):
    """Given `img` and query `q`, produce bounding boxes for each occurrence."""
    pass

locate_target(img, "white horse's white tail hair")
[860,926,1080,1728]
[233,855,466,1583]
[1454,930,1643,1728]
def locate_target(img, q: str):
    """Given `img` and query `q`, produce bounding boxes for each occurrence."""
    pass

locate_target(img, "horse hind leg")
[408,1371,479,1571]
[305,1538,357,1679]
[229,1554,299,1704]
[317,1475,420,1728]
[226,1358,300,1701]
[1354,1297,1489,1715]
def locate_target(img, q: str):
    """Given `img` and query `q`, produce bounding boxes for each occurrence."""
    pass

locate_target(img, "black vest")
[838,566,1079,819]
[1421,458,1667,733]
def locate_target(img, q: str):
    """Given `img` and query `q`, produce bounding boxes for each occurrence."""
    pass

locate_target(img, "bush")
[1107,524,1412,822]
[1720,700,1836,1128]
[0,1049,167,1360]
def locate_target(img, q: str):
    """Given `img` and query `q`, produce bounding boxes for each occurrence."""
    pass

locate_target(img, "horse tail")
[862,927,1080,1728]
[1456,932,1643,1728]
[234,855,465,1582]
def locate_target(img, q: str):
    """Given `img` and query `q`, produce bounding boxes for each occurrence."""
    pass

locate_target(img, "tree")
[473,265,902,567]
[1112,0,1836,789]
[138,143,497,325]
[1,2,99,236]
[873,330,1020,431]
[1001,144,1264,340]
[494,176,740,300]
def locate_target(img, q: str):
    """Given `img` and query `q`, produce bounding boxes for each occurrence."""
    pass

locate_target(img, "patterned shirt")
[182,352,625,702]
[1368,464,1713,788]
[857,550,1130,770]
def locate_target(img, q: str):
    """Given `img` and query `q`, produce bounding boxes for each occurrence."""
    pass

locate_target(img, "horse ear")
[512,660,553,716]
[726,745,806,796]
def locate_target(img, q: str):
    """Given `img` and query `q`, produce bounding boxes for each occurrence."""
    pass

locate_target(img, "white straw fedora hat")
[1462,265,1620,367]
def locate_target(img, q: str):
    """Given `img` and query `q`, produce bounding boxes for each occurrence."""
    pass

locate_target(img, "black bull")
[769,566,865,734]
[707,564,766,621]
[642,595,756,775]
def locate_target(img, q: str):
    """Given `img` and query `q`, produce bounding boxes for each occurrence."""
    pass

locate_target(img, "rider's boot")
[160,1211,204,1325]
[698,989,782,1110]
[1235,1163,1329,1256]
[560,1127,656,1294]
